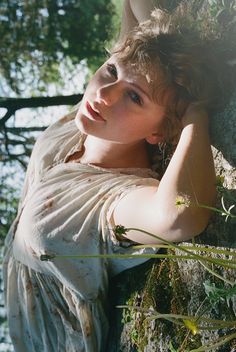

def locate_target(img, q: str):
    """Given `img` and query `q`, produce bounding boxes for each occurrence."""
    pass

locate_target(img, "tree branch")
[0,94,83,129]
[0,109,15,129]
[6,126,47,133]
[0,94,82,109]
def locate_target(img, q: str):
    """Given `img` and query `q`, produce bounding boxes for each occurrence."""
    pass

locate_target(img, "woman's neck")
[79,135,151,169]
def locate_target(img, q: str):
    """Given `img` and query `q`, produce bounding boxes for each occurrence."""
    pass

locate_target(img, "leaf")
[203,280,236,307]
[169,341,179,352]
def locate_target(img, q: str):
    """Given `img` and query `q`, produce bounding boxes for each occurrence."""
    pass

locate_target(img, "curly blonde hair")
[111,7,234,144]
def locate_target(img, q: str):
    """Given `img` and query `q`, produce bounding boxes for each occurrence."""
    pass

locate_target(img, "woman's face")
[75,55,166,145]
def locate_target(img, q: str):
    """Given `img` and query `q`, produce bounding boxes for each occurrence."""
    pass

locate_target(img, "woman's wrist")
[129,0,157,23]
[119,0,159,42]
[181,104,209,130]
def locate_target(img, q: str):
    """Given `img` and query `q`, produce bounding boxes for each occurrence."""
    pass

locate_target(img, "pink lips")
[86,101,105,122]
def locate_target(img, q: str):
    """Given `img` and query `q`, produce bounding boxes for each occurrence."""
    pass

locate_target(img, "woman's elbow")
[169,208,213,242]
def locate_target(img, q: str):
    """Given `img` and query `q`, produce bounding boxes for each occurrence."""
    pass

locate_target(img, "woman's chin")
[75,112,87,132]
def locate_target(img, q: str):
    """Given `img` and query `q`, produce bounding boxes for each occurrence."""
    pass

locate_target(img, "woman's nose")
[96,82,122,106]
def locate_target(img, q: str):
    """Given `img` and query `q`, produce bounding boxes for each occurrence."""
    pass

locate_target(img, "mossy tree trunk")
[106,93,236,351]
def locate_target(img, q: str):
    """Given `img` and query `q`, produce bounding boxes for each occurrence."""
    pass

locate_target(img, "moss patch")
[107,246,236,351]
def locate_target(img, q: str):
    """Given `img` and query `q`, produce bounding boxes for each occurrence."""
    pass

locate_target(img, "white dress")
[3,111,158,352]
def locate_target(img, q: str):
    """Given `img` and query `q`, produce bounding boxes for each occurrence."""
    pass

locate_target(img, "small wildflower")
[183,319,199,335]
[221,196,235,222]
[216,175,224,187]
[40,254,55,261]
[175,195,191,209]
[216,175,225,194]
[113,225,128,236]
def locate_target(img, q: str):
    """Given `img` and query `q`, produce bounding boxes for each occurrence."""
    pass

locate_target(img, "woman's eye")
[128,91,142,105]
[107,64,117,78]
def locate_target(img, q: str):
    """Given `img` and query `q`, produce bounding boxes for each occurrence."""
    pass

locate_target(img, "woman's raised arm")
[119,0,158,41]
[113,106,216,244]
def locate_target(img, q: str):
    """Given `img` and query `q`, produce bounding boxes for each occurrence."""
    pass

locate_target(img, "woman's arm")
[119,0,158,41]
[113,107,216,244]
[152,106,216,239]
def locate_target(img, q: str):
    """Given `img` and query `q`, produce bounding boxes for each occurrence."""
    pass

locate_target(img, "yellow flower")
[175,195,191,209]
[216,175,225,188]
[183,319,199,335]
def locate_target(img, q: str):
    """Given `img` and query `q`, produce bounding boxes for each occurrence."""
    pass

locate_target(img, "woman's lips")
[85,101,105,122]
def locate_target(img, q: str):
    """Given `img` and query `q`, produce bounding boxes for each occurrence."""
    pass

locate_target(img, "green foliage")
[121,295,143,347]
[204,280,236,309]
[0,0,116,93]
[169,341,179,352]
[119,266,236,351]
[185,0,236,34]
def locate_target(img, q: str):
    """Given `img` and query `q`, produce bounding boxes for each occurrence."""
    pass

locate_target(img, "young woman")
[4,1,221,351]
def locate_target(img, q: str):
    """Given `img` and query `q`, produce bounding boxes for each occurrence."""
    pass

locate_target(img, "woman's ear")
[145,132,164,145]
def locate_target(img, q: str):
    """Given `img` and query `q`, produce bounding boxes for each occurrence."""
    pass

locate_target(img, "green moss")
[120,256,204,351]
[108,245,236,351]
